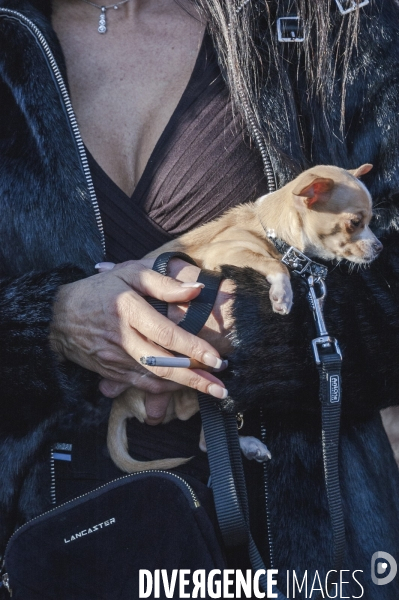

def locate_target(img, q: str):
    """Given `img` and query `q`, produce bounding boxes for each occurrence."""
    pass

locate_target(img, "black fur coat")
[0,0,399,597]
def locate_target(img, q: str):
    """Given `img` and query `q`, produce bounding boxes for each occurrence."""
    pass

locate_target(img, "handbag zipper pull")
[2,573,12,596]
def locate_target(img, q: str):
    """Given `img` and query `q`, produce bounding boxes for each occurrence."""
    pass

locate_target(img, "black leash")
[151,249,345,597]
[271,235,346,575]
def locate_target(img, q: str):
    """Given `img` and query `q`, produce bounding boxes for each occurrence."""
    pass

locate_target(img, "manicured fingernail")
[212,359,229,373]
[202,353,223,369]
[95,262,115,270]
[180,282,205,289]
[208,384,229,400]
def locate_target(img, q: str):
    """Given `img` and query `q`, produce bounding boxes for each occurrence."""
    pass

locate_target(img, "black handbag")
[2,471,226,599]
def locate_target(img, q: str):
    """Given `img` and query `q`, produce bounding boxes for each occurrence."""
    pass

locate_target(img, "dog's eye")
[350,219,361,227]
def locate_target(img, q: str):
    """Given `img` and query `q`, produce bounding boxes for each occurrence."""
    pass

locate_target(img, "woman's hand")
[95,258,235,424]
[49,260,229,423]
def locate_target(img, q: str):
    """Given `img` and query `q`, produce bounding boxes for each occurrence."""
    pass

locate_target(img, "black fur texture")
[0,0,399,597]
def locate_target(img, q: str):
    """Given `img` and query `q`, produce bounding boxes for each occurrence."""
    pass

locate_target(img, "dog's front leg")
[205,245,293,314]
[265,268,293,315]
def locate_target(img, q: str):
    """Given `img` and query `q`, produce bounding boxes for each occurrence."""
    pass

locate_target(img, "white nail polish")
[95,262,115,270]
[212,359,229,372]
[208,384,229,400]
[203,353,223,369]
[180,282,205,289]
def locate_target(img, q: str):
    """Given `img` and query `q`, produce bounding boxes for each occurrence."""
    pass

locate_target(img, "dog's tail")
[107,396,192,473]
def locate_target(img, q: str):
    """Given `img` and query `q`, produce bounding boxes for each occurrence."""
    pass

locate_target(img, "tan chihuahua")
[107,164,382,473]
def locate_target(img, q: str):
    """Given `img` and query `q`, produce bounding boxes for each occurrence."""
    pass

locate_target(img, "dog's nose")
[373,240,383,254]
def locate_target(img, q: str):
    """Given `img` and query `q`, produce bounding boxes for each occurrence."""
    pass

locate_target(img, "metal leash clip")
[306,275,342,365]
[277,17,305,42]
[267,232,341,366]
[334,0,369,15]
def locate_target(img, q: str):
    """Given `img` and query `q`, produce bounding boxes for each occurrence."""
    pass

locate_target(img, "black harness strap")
[198,393,291,599]
[197,395,248,547]
[151,250,345,598]
[151,252,286,596]
[149,251,221,331]
[148,251,199,316]
[150,252,249,548]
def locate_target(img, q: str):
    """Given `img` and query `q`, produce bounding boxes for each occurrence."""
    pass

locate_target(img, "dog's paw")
[239,436,271,463]
[268,274,293,315]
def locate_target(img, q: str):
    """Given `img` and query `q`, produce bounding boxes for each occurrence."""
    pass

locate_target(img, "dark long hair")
[192,0,362,183]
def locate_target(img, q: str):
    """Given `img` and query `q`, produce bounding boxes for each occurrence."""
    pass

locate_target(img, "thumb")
[118,265,205,303]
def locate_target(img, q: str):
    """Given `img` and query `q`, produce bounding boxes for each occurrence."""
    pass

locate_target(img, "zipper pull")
[2,573,12,596]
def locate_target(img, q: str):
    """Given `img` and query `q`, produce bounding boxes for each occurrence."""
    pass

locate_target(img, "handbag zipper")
[0,8,105,255]
[1,470,200,596]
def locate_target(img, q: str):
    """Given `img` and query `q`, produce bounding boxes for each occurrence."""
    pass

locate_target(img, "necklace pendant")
[98,7,107,33]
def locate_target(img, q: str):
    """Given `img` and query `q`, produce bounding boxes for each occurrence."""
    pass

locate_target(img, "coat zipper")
[260,407,275,569]
[1,470,200,596]
[0,8,105,255]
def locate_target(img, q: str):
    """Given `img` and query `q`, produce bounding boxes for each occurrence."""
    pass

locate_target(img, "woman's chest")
[52,0,205,196]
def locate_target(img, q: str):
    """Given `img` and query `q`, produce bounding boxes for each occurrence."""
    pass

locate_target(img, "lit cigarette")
[140,356,227,372]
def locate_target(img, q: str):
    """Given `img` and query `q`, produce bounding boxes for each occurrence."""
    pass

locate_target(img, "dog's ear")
[348,164,373,178]
[292,176,335,208]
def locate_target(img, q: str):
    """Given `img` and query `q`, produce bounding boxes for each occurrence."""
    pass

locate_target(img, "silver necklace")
[80,0,131,34]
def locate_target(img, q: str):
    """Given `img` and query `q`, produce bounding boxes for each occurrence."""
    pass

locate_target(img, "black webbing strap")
[149,252,221,330]
[198,394,288,599]
[317,352,345,572]
[150,252,249,548]
[148,252,198,316]
[150,251,344,599]
[150,252,284,596]
[177,269,222,334]
[269,239,346,582]
[218,405,289,599]
[198,395,248,547]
